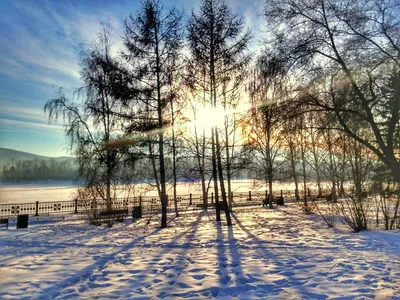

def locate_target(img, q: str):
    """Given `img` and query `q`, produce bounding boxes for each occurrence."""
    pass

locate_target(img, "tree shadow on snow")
[230,212,329,299]
[34,226,163,299]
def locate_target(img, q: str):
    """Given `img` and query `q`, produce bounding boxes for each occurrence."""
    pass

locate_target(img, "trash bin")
[17,214,29,229]
[276,197,284,206]
[132,206,142,219]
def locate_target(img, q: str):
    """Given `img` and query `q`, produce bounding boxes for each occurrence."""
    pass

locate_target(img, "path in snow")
[0,205,399,299]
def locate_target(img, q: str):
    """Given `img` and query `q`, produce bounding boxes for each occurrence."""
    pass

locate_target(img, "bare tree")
[245,56,287,209]
[45,27,132,213]
[264,0,400,183]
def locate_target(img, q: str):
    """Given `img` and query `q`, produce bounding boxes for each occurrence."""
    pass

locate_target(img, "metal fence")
[0,188,344,218]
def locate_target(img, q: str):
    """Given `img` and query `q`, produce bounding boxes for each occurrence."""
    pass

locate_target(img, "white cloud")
[0,118,64,134]
[0,1,128,89]
[0,105,50,123]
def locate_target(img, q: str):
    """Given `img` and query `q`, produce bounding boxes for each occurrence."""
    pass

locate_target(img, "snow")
[0,205,399,299]
[0,179,326,204]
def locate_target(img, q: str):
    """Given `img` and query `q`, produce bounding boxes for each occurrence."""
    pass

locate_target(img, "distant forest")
[0,158,78,182]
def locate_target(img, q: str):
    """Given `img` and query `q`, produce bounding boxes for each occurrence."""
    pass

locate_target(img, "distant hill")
[0,148,73,165]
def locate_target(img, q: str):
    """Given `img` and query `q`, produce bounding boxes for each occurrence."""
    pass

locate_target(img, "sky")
[0,0,264,157]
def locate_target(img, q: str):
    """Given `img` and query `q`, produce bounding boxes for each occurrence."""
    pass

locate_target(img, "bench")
[98,209,129,222]
[0,218,9,229]
[30,216,66,222]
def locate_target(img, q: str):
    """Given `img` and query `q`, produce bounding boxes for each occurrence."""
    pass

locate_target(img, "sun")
[193,106,227,131]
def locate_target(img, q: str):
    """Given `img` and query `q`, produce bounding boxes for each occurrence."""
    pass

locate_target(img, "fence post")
[74,198,78,214]
[281,189,283,197]
[189,193,192,205]
[249,191,252,201]
[231,191,234,203]
[139,195,142,207]
[211,193,214,204]
[35,201,39,216]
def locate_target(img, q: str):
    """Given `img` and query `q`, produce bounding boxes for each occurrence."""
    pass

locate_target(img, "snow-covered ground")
[1,205,399,299]
[0,180,329,205]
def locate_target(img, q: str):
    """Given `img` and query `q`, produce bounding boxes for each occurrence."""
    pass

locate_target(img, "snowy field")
[0,180,328,205]
[1,205,399,299]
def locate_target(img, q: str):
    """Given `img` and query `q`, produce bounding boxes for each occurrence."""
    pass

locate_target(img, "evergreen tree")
[123,0,183,228]
[187,0,251,225]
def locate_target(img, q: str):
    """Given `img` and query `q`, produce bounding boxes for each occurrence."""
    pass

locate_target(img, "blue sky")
[0,0,264,157]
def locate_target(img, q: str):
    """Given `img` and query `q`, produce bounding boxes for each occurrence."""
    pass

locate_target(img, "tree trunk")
[170,99,179,217]
[326,131,337,200]
[215,127,232,225]
[211,128,221,221]
[311,129,322,197]
[301,136,307,205]
[209,8,221,222]
[194,116,208,208]
[212,53,231,225]
[289,140,299,200]
[155,24,167,229]
[149,141,161,197]
[223,95,233,212]
[268,171,273,209]
[106,165,112,211]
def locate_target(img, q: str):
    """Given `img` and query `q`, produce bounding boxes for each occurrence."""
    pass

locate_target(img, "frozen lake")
[0,180,326,205]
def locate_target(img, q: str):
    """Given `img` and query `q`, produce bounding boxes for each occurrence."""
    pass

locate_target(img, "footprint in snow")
[219,274,231,285]
[209,286,220,297]
[177,281,190,289]
[192,274,206,280]
[280,271,295,277]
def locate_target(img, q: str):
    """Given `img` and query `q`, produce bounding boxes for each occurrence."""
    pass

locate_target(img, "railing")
[0,188,349,218]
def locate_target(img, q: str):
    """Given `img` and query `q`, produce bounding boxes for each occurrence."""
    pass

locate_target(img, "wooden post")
[74,199,78,214]
[211,193,214,204]
[189,193,192,206]
[249,191,252,201]
[281,190,283,197]
[139,195,142,207]
[35,201,39,216]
